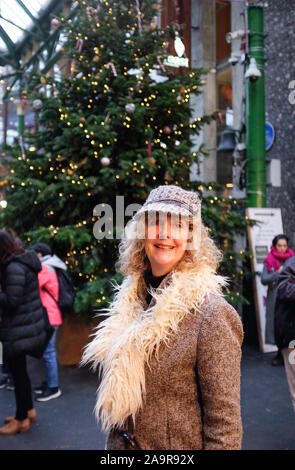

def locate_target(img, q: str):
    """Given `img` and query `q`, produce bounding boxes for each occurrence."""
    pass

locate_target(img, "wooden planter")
[56,315,103,366]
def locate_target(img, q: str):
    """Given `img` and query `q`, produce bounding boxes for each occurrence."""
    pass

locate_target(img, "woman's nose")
[158,222,171,239]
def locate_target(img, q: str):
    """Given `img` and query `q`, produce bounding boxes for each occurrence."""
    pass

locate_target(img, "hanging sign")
[164,32,189,68]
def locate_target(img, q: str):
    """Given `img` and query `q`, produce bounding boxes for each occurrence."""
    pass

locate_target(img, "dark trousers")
[7,354,33,421]
[2,350,11,376]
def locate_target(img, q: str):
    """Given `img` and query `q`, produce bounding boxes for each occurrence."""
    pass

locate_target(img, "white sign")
[247,208,283,353]
[163,32,189,69]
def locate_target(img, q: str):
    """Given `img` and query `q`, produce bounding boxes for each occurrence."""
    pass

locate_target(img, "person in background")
[31,243,66,402]
[0,232,47,435]
[0,355,14,391]
[0,228,22,392]
[275,255,295,412]
[261,234,294,366]
[0,286,14,391]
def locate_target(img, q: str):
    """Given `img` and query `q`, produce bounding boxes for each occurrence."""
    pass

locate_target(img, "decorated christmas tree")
[0,0,251,320]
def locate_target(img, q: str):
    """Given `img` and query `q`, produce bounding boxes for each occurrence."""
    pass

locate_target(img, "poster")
[246,208,283,353]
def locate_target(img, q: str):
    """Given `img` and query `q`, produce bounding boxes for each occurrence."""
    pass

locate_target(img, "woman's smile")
[154,243,175,250]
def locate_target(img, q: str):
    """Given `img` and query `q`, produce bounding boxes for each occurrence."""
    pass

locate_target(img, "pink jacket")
[38,264,62,326]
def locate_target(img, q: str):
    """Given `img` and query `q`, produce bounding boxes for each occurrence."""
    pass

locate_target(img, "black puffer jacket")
[0,250,48,358]
[274,256,295,349]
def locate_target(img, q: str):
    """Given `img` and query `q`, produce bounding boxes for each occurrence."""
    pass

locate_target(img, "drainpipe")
[246,2,266,208]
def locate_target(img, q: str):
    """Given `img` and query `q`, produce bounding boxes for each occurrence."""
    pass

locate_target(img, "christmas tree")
[0,0,251,320]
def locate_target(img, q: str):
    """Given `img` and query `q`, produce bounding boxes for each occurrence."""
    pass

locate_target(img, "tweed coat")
[83,265,243,450]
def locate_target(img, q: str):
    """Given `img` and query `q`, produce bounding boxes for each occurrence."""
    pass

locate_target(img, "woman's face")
[144,212,190,276]
[275,238,288,254]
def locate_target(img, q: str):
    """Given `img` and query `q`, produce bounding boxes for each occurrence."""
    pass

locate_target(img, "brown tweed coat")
[82,266,243,450]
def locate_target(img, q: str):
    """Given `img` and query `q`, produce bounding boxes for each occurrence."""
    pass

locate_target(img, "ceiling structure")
[0,0,71,98]
[0,0,47,52]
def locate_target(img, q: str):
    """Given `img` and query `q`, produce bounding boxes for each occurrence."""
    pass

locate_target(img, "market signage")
[247,208,283,353]
[164,33,189,68]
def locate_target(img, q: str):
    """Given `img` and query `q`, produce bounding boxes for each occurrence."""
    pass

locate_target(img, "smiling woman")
[82,185,244,450]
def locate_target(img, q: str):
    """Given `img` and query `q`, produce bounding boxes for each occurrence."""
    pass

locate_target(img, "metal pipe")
[246,4,266,207]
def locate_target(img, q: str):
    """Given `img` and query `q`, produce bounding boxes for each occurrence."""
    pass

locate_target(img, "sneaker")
[35,387,62,402]
[0,376,8,390]
[5,377,15,391]
[34,381,47,395]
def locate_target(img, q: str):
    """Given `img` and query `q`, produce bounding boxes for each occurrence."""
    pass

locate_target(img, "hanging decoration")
[157,56,166,73]
[18,137,26,160]
[216,109,223,124]
[146,140,152,158]
[51,18,60,29]
[125,103,135,113]
[164,171,173,181]
[32,99,43,111]
[135,0,142,34]
[101,157,111,166]
[86,6,96,22]
[21,90,28,111]
[70,60,77,78]
[106,62,118,77]
[75,39,84,53]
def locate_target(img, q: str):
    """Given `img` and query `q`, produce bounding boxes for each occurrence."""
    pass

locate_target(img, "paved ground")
[0,342,294,450]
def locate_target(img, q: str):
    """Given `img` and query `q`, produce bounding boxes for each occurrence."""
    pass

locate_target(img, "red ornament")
[146,141,152,158]
[51,18,60,29]
[164,171,173,181]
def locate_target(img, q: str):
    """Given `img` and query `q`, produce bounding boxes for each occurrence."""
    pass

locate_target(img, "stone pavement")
[0,342,294,450]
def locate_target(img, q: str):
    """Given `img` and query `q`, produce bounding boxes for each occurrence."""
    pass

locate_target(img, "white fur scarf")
[81,265,227,432]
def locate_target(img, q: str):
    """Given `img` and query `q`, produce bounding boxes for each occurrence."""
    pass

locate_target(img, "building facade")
[264,0,295,247]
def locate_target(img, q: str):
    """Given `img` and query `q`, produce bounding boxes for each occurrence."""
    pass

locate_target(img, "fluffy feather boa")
[81,265,227,432]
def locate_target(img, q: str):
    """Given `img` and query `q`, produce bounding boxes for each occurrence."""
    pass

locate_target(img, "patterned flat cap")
[135,185,201,219]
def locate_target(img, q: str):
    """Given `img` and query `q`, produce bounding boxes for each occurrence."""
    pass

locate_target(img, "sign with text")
[247,208,283,353]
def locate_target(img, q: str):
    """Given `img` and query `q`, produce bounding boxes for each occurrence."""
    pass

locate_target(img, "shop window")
[216,68,233,186]
[216,1,231,64]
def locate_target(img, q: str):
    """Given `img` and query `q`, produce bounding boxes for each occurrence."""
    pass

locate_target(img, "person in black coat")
[275,255,295,412]
[0,231,48,435]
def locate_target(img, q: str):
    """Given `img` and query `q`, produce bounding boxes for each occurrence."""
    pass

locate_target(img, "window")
[216,1,233,186]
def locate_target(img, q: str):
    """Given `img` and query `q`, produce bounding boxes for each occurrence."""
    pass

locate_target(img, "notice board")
[246,208,283,353]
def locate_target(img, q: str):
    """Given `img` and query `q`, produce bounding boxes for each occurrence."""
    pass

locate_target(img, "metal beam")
[0,0,75,99]
[0,14,42,41]
[15,0,47,38]
[0,26,17,63]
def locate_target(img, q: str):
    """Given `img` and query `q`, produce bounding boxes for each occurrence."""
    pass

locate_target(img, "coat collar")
[139,269,173,310]
[82,263,227,432]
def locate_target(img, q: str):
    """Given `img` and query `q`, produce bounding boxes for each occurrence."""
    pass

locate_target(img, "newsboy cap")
[135,185,201,219]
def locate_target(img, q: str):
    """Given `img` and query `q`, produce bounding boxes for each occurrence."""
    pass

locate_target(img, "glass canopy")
[0,0,51,52]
